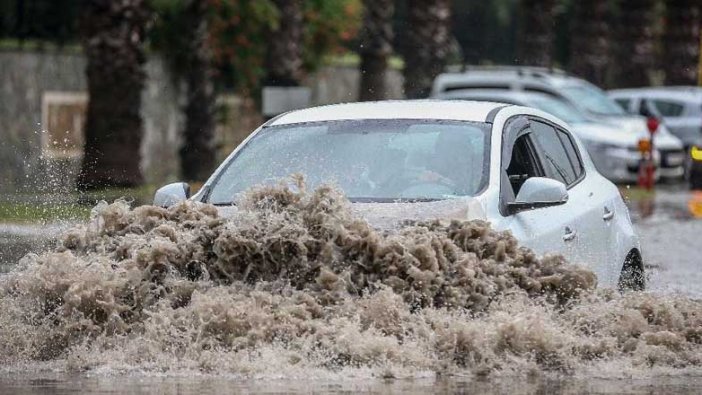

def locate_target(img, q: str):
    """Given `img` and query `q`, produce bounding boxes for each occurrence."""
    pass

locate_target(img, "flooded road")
[633,187,702,299]
[2,373,702,395]
[0,185,700,394]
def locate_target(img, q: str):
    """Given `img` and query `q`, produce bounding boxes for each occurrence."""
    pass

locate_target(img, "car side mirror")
[507,177,568,214]
[153,182,191,208]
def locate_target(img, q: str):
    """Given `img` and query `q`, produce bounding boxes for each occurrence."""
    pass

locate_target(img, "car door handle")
[563,226,577,242]
[603,207,615,221]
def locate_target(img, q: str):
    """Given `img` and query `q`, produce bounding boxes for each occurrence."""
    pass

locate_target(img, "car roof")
[431,68,588,95]
[609,87,702,102]
[268,100,508,126]
[437,89,555,105]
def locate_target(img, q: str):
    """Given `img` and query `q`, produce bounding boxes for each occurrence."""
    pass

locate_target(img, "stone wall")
[0,50,404,194]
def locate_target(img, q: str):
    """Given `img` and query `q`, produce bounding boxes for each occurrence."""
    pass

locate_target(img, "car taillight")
[646,117,660,134]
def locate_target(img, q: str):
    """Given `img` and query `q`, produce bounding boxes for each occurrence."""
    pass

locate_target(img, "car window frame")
[499,115,587,217]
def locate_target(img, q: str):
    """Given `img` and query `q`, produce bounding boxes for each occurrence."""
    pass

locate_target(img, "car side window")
[614,98,631,112]
[650,99,685,117]
[556,128,584,180]
[506,133,542,195]
[529,121,578,186]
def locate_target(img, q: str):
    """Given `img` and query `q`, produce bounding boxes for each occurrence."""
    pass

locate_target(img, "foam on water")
[0,179,700,379]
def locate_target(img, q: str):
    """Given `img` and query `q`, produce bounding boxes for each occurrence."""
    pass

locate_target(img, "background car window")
[529,121,577,185]
[613,98,631,111]
[650,99,685,117]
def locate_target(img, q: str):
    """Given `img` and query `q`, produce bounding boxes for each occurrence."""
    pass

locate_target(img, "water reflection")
[1,373,702,395]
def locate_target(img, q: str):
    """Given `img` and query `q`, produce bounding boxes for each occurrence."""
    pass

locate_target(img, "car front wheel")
[618,250,646,292]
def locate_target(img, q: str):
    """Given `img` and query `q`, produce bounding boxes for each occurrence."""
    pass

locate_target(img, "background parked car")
[434,88,685,183]
[608,87,702,149]
[431,67,686,181]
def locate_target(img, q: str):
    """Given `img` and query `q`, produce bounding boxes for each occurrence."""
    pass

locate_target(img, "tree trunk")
[515,0,555,67]
[663,0,701,85]
[403,0,452,99]
[612,0,657,88]
[265,0,304,87]
[77,0,150,190]
[179,0,216,182]
[569,0,611,86]
[358,0,394,101]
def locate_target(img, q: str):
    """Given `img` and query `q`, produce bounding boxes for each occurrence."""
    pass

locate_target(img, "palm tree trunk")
[612,0,657,88]
[403,0,452,99]
[358,0,395,101]
[515,0,555,67]
[77,0,150,190]
[569,0,612,86]
[179,0,216,182]
[265,0,304,87]
[663,0,701,85]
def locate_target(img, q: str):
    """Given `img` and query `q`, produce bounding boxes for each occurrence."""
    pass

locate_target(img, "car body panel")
[187,100,640,288]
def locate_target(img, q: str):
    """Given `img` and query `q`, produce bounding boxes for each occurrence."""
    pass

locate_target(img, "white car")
[155,100,644,290]
[609,86,702,148]
[436,89,684,183]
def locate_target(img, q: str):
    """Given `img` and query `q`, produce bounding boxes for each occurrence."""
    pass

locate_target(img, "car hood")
[215,197,488,229]
[571,122,640,147]
[587,115,683,149]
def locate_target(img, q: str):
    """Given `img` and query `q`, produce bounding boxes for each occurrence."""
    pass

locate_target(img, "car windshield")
[560,84,626,115]
[207,119,491,204]
[529,97,589,124]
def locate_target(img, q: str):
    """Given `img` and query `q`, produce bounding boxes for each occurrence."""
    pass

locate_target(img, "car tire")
[618,250,645,292]
[690,160,702,190]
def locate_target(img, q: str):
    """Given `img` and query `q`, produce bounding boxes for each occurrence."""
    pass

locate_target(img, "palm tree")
[403,0,452,99]
[179,0,216,182]
[265,0,304,87]
[515,0,555,67]
[663,0,701,85]
[358,0,395,101]
[77,0,151,189]
[612,0,656,88]
[569,0,611,86]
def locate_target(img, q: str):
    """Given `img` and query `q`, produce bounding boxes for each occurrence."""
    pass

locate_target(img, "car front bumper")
[586,145,685,183]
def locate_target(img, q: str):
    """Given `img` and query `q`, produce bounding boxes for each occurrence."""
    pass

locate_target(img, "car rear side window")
[613,98,631,111]
[556,128,584,181]
[529,121,578,186]
[650,99,685,117]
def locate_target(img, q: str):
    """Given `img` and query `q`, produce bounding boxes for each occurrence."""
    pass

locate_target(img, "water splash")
[0,179,700,379]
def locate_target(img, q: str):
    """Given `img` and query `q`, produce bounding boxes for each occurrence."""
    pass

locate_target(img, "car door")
[493,117,581,263]
[530,119,614,272]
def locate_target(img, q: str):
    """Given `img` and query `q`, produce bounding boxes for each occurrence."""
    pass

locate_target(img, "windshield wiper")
[212,202,236,206]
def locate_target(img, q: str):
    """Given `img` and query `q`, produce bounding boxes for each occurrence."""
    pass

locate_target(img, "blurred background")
[0,0,701,221]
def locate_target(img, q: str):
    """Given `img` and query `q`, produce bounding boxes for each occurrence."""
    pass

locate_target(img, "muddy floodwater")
[0,183,701,394]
